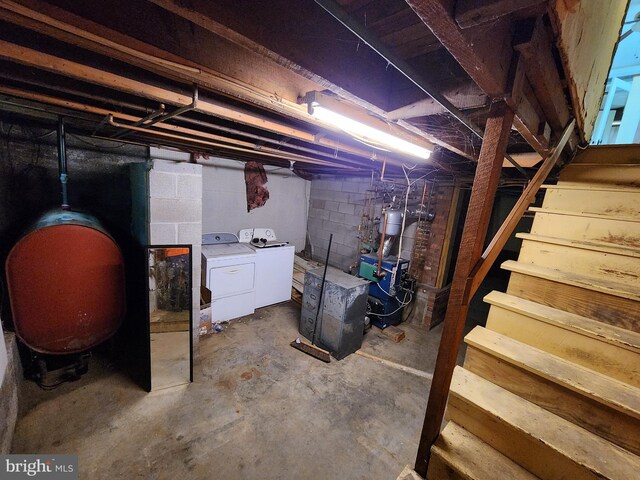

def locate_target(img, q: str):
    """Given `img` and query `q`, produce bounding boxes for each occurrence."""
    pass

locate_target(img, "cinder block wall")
[147,155,203,352]
[307,175,416,271]
[307,176,367,270]
[200,157,310,250]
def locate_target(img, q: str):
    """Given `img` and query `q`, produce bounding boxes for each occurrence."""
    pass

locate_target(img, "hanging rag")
[244,161,270,212]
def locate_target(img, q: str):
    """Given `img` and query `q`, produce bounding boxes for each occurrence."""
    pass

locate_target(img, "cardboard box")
[199,304,213,336]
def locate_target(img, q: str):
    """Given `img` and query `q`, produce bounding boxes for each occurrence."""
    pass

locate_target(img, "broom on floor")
[290,233,333,363]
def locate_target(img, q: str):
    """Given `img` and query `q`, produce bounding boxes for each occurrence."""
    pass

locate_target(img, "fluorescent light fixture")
[309,104,432,160]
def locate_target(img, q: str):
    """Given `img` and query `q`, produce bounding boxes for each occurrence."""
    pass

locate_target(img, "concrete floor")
[12,301,464,480]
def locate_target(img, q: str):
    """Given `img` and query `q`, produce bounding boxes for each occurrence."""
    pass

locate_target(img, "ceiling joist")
[0,0,477,166]
[513,16,572,134]
[405,0,564,156]
[455,0,548,29]
[0,0,584,176]
[387,84,488,120]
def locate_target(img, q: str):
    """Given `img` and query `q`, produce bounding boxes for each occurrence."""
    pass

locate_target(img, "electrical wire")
[370,291,414,317]
[69,133,129,150]
[375,282,413,306]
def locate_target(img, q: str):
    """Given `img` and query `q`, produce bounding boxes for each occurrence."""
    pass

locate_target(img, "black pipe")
[57,117,69,209]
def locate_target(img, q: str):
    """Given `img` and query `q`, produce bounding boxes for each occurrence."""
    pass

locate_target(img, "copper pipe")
[107,115,354,168]
[0,85,355,168]
[377,212,388,278]
[111,104,166,138]
[0,85,366,169]
[0,71,154,114]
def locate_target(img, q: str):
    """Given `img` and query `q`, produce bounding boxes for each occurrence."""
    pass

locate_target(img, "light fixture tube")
[310,104,431,160]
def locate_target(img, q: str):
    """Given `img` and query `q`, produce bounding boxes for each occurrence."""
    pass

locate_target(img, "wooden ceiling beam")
[2,0,480,160]
[406,0,512,97]
[144,0,475,159]
[0,0,318,125]
[0,39,395,163]
[513,17,571,133]
[0,1,448,165]
[455,0,547,29]
[0,85,357,169]
[387,83,488,119]
[147,0,402,109]
[406,0,555,155]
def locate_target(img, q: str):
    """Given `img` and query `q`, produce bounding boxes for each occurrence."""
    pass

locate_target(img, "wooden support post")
[463,119,576,302]
[414,100,514,477]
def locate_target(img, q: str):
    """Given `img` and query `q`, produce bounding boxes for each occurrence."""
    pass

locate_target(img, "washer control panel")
[238,228,277,243]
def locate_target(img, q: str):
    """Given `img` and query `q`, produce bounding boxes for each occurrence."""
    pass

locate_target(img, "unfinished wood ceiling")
[0,0,626,176]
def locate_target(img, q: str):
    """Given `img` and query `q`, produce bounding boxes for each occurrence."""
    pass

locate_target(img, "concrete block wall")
[307,176,417,271]
[307,176,372,271]
[201,157,310,251]
[148,155,203,352]
[308,176,461,328]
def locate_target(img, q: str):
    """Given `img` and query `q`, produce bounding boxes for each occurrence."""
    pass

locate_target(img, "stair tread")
[569,145,640,165]
[501,260,640,302]
[464,326,640,420]
[516,233,640,257]
[449,367,640,479]
[541,184,640,193]
[529,206,639,223]
[484,291,640,354]
[431,422,539,480]
[559,164,640,188]
[563,163,640,167]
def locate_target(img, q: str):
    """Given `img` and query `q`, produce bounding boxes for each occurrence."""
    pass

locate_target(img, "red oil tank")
[5,209,125,354]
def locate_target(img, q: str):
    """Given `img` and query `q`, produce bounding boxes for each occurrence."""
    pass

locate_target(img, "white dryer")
[202,233,256,322]
[238,228,295,308]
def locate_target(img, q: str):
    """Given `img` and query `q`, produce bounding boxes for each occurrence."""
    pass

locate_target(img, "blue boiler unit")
[358,254,410,329]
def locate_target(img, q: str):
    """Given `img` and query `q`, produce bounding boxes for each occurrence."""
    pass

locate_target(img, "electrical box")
[358,260,379,282]
[299,266,369,360]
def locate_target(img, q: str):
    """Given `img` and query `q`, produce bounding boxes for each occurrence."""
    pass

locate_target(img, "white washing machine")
[202,233,256,322]
[238,228,295,309]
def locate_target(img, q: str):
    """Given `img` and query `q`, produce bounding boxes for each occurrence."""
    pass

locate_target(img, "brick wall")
[408,184,459,328]
[411,284,451,329]
[414,185,455,287]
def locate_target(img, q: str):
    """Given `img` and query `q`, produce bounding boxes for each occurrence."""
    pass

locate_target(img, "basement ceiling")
[0,0,623,177]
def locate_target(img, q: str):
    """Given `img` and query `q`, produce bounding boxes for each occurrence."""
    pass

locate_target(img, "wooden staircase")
[427,146,640,479]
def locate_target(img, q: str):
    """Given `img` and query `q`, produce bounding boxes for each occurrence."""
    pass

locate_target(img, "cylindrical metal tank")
[5,209,125,354]
[379,209,403,236]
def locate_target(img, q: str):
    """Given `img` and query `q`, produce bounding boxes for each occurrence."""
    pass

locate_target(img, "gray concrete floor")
[12,301,464,480]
